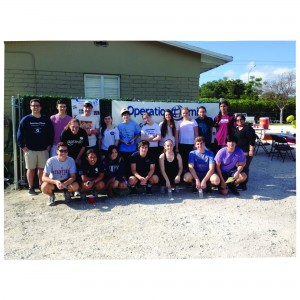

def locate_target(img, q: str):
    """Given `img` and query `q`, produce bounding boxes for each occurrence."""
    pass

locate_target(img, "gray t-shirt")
[44,156,77,180]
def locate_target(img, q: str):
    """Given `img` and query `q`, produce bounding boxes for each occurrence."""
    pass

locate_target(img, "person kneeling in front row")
[41,142,79,206]
[79,149,105,201]
[129,140,159,195]
[159,139,183,194]
[183,136,220,193]
[214,135,247,196]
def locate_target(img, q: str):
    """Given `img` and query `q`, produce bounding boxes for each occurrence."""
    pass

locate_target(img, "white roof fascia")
[160,41,233,62]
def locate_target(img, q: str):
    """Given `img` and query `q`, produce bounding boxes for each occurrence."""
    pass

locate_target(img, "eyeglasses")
[236,119,244,122]
[58,149,68,153]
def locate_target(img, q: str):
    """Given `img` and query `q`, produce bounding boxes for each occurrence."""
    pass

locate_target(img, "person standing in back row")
[76,100,100,152]
[117,108,140,178]
[50,99,72,157]
[177,107,198,173]
[195,106,214,150]
[17,99,54,195]
[213,99,235,153]
[141,112,161,174]
[234,113,256,190]
[98,113,119,160]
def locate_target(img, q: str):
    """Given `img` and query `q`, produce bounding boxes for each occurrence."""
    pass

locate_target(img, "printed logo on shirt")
[110,131,115,136]
[80,120,93,130]
[219,119,229,124]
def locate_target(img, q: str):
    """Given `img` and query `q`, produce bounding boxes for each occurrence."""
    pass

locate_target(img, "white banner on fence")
[71,98,100,120]
[112,100,219,128]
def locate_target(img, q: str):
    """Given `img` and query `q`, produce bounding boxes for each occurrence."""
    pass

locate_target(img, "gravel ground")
[3,144,296,260]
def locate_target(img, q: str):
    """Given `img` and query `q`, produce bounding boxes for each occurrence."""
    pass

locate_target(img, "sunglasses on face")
[58,149,68,153]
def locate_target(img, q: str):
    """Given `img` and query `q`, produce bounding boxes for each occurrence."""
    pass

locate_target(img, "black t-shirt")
[79,159,104,179]
[234,125,256,152]
[130,151,155,177]
[60,128,89,160]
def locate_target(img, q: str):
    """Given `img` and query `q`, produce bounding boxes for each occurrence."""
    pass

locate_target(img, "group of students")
[17,98,256,206]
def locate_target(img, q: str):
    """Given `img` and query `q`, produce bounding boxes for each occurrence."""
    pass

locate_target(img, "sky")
[183,41,296,86]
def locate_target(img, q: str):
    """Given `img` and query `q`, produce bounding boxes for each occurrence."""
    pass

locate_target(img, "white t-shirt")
[76,114,100,147]
[177,119,197,144]
[159,121,178,147]
[141,122,161,147]
[99,126,120,150]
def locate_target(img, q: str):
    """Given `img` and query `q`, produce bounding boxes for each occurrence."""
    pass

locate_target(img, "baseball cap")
[120,108,130,116]
[83,100,93,107]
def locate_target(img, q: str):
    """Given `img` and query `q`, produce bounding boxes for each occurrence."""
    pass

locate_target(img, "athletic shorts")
[24,150,49,169]
[221,167,238,181]
[196,172,209,181]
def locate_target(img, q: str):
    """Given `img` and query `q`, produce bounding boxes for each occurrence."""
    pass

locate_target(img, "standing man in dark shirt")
[17,99,54,195]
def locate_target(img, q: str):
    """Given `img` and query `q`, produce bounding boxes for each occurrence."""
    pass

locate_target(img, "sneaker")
[146,186,152,195]
[160,186,165,194]
[237,184,247,191]
[227,183,240,196]
[28,187,38,195]
[81,193,87,201]
[205,182,212,193]
[47,195,56,206]
[174,186,180,193]
[192,185,198,193]
[130,186,138,195]
[74,191,81,197]
[92,190,99,201]
[64,191,72,203]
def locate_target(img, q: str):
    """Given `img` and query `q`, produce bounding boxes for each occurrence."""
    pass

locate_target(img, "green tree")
[262,71,296,123]
[199,78,246,99]
[242,76,264,100]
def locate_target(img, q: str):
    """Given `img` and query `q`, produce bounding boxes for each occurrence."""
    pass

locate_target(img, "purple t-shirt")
[214,114,234,146]
[50,114,72,145]
[214,146,246,172]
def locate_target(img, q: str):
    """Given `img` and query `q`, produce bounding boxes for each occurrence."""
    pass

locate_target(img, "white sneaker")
[74,191,81,197]
[47,195,55,206]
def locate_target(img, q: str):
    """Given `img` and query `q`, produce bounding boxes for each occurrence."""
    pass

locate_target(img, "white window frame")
[84,74,120,99]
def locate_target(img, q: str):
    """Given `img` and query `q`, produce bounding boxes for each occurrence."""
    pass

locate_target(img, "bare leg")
[27,169,36,187]
[37,168,44,186]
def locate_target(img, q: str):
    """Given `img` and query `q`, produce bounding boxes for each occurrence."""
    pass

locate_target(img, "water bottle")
[168,188,173,199]
[280,129,283,135]
[198,188,204,199]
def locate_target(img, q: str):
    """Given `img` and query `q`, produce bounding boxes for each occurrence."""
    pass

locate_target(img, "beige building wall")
[4,41,204,116]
